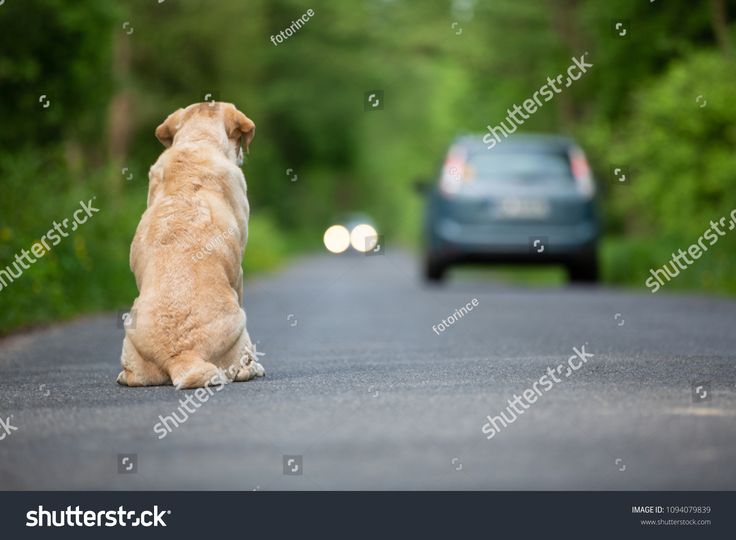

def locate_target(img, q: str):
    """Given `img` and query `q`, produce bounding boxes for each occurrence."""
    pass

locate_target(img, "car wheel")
[424,254,448,283]
[567,249,599,283]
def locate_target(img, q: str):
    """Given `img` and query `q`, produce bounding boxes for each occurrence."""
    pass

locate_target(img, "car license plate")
[496,198,550,219]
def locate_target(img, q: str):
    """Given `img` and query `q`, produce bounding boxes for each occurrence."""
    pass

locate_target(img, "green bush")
[0,152,135,333]
[581,49,736,294]
[243,212,289,275]
[602,236,736,295]
[616,50,736,239]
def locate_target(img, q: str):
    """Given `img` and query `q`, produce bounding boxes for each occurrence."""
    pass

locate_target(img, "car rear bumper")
[429,218,598,262]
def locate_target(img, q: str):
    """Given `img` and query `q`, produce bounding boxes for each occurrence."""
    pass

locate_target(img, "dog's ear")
[155,108,185,148]
[223,104,256,152]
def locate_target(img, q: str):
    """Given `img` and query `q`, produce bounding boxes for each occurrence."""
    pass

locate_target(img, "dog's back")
[117,103,263,389]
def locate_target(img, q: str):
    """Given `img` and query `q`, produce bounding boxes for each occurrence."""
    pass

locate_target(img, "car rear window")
[464,151,573,184]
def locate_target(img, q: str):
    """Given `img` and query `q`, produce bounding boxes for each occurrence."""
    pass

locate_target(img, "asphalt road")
[0,251,735,490]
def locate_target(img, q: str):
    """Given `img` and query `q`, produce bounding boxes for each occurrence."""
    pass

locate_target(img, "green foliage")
[245,212,289,274]
[581,48,736,294]
[0,0,118,149]
[613,50,736,238]
[0,151,136,331]
[602,236,736,295]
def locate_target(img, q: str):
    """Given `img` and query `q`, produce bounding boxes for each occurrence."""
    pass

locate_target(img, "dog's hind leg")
[117,336,170,387]
[168,352,227,390]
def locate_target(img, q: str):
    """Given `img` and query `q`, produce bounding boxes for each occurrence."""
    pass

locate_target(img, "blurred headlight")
[323,225,351,253]
[350,223,378,253]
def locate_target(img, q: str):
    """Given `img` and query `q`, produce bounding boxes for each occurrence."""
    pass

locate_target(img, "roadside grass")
[453,266,567,286]
[602,236,736,295]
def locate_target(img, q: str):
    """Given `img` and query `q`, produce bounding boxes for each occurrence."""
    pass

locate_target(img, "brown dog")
[117,102,264,389]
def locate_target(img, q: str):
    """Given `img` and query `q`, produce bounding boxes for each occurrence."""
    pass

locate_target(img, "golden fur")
[117,102,264,389]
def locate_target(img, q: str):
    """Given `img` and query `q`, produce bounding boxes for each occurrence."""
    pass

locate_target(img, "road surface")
[0,252,735,489]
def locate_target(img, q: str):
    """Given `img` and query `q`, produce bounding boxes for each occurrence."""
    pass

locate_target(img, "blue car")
[419,134,600,283]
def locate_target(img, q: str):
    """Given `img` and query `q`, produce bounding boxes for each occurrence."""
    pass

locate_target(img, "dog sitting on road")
[117,102,264,389]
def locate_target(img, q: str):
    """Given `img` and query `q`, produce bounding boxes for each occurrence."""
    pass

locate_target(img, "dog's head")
[155,102,255,165]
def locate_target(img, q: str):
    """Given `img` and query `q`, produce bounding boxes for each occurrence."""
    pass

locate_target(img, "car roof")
[453,133,576,154]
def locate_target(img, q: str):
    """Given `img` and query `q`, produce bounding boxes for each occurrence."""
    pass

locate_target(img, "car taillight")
[439,151,469,195]
[569,148,595,198]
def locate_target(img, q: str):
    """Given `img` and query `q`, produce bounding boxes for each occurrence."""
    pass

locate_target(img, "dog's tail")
[168,352,228,390]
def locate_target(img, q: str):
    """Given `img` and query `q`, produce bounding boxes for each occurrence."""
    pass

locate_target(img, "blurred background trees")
[1,0,735,333]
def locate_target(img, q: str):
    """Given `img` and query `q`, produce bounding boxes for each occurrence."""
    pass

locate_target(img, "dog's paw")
[116,370,129,386]
[235,360,265,382]
[116,369,152,387]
